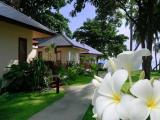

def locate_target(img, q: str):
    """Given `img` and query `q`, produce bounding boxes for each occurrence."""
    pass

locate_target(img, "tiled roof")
[0,2,55,35]
[81,44,103,55]
[37,34,87,50]
[37,34,102,55]
[37,33,102,55]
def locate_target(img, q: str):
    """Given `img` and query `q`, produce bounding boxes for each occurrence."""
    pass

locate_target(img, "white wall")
[38,47,56,61]
[57,47,80,64]
[80,54,97,64]
[0,21,33,77]
[38,47,81,64]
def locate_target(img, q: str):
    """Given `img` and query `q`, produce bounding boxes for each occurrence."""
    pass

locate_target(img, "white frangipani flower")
[117,48,150,75]
[130,80,160,120]
[93,70,129,120]
[92,75,102,108]
[117,95,135,120]
[92,73,111,106]
[92,75,103,88]
[103,57,119,73]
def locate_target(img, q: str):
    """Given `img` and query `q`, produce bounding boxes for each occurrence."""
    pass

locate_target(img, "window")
[38,51,42,58]
[18,38,27,63]
[56,51,61,63]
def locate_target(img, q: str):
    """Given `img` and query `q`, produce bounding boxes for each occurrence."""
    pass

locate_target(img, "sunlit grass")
[67,75,93,85]
[82,105,95,120]
[0,90,64,120]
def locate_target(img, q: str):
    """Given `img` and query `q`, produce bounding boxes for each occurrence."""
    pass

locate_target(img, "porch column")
[68,51,71,62]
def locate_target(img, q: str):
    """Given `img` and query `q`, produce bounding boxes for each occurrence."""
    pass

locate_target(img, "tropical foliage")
[58,63,98,85]
[73,19,128,57]
[2,59,52,93]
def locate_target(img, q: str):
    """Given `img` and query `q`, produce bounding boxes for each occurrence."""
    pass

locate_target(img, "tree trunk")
[141,40,146,73]
[130,22,133,51]
[130,2,133,51]
[142,0,155,79]
[144,33,153,79]
[155,49,158,70]
[134,42,140,51]
[141,36,152,79]
[144,56,152,79]
[159,59,160,70]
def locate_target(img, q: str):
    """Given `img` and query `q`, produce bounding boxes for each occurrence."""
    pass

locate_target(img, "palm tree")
[153,42,160,70]
[45,44,55,61]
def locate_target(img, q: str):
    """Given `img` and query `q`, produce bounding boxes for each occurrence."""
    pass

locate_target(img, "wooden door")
[56,51,61,63]
[19,38,27,63]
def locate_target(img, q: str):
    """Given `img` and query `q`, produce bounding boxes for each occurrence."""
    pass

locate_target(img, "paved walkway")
[29,84,94,120]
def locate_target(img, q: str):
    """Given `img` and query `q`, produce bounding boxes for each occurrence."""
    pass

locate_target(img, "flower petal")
[98,73,113,97]
[102,104,119,120]
[92,107,98,119]
[134,48,151,58]
[118,51,134,55]
[108,57,117,72]
[129,99,150,120]
[132,57,143,71]
[117,95,135,120]
[92,79,101,87]
[153,80,160,102]
[117,54,134,73]
[103,60,108,69]
[94,75,103,82]
[112,69,128,92]
[130,80,153,100]
[131,49,150,71]
[95,96,113,119]
[92,88,99,106]
[150,109,160,120]
[103,72,112,80]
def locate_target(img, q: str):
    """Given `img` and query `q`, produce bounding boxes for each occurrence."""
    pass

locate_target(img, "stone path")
[29,84,94,120]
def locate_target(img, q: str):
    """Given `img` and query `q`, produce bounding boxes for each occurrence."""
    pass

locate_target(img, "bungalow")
[0,2,55,76]
[37,34,88,64]
[80,44,103,64]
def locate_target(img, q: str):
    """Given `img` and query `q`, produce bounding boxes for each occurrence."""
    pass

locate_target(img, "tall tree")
[2,0,72,37]
[69,0,160,79]
[73,19,128,58]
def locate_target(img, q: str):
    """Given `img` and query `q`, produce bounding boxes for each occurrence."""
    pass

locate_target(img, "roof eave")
[81,53,103,56]
[0,15,55,35]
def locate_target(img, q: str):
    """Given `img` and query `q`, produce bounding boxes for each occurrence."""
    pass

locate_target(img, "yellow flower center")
[113,93,121,104]
[146,99,157,109]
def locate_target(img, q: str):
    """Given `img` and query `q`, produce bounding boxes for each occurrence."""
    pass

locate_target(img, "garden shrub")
[58,63,96,85]
[59,65,77,85]
[76,64,85,75]
[67,66,77,80]
[90,64,98,75]
[3,59,52,93]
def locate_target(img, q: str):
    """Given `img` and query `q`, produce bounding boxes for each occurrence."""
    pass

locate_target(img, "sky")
[60,1,132,49]
[60,2,96,32]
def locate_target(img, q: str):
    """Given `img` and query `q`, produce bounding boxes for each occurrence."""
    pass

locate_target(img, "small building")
[0,2,55,76]
[80,44,103,64]
[37,34,88,64]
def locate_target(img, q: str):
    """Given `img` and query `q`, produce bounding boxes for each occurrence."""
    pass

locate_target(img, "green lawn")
[67,70,107,85]
[82,105,95,120]
[0,74,93,120]
[0,90,64,120]
[67,75,93,85]
[83,71,160,120]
